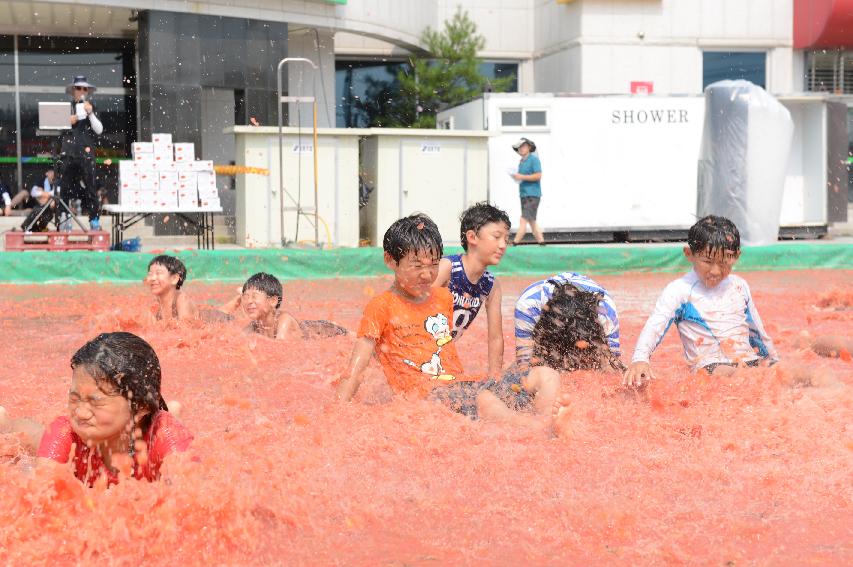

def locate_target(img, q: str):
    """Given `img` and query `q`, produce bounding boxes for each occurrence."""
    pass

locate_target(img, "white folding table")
[102,205,223,250]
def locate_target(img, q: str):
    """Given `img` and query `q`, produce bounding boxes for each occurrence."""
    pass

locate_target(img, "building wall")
[333,32,412,58]
[333,0,797,96]
[137,11,288,149]
[533,0,795,95]
[533,0,582,57]
[438,0,534,60]
[8,0,436,51]
[3,0,802,104]
[287,28,337,128]
[576,44,797,95]
[534,46,583,93]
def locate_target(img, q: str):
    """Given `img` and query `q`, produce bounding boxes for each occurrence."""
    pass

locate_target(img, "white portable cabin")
[777,95,848,233]
[359,129,490,247]
[437,93,845,240]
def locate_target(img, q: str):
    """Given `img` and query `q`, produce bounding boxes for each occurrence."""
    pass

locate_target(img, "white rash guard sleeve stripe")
[743,281,779,363]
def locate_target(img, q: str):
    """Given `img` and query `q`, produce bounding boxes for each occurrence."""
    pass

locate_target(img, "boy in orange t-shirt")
[337,214,468,401]
[357,289,464,398]
[336,214,560,430]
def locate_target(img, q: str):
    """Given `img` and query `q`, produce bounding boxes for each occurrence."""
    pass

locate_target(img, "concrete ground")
[0,208,235,252]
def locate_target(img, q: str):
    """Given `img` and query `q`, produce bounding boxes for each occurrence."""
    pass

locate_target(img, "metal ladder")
[276,57,320,248]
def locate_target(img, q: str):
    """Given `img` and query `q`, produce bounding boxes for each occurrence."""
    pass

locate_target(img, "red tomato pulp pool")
[1,270,851,565]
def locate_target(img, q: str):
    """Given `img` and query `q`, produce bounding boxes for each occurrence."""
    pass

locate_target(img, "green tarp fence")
[0,243,851,284]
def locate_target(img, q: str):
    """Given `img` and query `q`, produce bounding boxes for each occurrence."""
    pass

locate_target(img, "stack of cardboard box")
[119,133,220,210]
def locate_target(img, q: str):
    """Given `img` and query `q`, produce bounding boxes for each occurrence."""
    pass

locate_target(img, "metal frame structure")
[276,57,320,247]
[103,205,220,250]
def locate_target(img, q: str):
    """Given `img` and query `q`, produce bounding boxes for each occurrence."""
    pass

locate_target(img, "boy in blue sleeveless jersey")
[433,203,510,378]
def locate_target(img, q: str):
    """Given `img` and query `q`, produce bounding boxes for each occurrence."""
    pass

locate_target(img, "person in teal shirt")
[511,138,545,245]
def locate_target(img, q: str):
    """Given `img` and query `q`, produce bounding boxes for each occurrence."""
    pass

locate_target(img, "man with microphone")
[59,75,104,231]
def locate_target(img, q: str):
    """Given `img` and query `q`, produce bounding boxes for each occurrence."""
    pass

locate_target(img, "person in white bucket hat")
[58,75,104,231]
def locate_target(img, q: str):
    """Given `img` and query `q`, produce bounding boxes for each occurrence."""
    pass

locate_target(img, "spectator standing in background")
[510,138,545,246]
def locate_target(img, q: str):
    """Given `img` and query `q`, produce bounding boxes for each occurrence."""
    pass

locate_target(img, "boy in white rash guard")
[624,215,779,386]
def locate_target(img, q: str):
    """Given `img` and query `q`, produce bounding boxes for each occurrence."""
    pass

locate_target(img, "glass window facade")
[335,59,410,128]
[0,92,16,189]
[335,59,519,128]
[479,61,518,92]
[0,36,13,85]
[17,36,134,88]
[0,37,15,191]
[702,51,766,89]
[806,50,853,95]
[0,35,135,198]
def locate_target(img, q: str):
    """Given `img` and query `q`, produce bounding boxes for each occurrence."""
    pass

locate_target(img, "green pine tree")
[375,8,515,128]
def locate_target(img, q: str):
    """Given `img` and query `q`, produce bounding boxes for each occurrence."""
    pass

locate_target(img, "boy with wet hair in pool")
[220,272,300,340]
[145,255,198,322]
[219,272,348,340]
[624,215,779,386]
[336,213,563,431]
[433,202,510,378]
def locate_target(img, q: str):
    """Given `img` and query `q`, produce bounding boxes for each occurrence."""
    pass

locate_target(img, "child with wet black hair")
[337,214,468,402]
[0,332,192,486]
[433,202,510,378]
[514,273,622,370]
[530,283,624,373]
[337,214,569,434]
[624,215,779,385]
[145,254,198,322]
[219,272,300,340]
[219,272,348,340]
[505,272,624,433]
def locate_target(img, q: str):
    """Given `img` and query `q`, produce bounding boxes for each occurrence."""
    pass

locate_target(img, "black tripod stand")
[22,187,88,232]
[26,122,94,232]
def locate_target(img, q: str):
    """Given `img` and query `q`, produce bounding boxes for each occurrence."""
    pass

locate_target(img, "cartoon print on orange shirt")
[404,313,456,381]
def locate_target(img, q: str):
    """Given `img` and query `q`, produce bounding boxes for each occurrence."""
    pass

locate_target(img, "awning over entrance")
[795,0,853,49]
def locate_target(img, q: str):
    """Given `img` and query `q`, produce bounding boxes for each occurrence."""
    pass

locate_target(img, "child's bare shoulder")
[175,290,195,304]
[433,257,453,287]
[277,311,301,335]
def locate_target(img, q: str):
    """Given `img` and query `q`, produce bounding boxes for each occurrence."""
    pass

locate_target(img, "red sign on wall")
[631,81,654,95]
